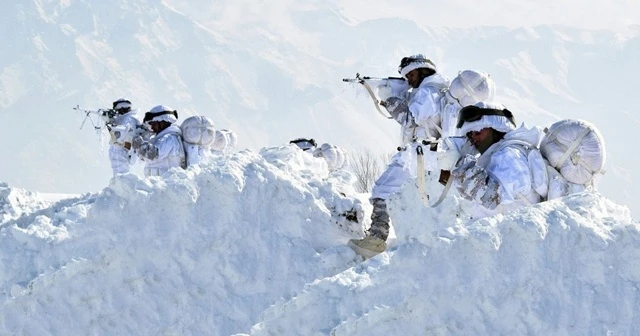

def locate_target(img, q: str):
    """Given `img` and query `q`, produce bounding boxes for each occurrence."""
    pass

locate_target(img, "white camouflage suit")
[371,73,449,201]
[139,125,186,176]
[134,106,186,177]
[108,102,142,176]
[358,55,449,242]
[451,103,544,219]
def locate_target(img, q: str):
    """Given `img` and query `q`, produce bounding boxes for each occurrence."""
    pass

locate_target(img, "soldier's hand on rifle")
[383,97,410,124]
[131,135,145,150]
[137,143,158,160]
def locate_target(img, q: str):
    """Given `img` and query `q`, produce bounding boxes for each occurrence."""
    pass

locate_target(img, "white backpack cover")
[448,70,496,107]
[212,129,237,152]
[180,116,216,146]
[314,143,348,171]
[441,70,496,137]
[540,119,606,185]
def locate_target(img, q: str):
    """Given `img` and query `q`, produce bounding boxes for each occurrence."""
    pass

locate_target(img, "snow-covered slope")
[0,182,68,224]
[0,147,367,335]
[249,191,639,335]
[1,146,638,335]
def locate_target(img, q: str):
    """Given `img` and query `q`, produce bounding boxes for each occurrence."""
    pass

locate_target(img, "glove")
[131,135,145,150]
[383,97,410,123]
[436,138,461,171]
[137,143,158,160]
[377,86,393,101]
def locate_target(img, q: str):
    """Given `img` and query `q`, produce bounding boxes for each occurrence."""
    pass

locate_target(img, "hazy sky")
[337,0,640,31]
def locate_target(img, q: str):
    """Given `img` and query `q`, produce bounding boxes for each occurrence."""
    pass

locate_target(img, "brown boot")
[348,236,387,259]
[348,198,390,258]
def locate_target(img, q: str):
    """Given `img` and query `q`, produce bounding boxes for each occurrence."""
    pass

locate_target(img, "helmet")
[290,138,317,151]
[398,54,436,78]
[144,105,178,124]
[448,70,496,107]
[112,98,132,113]
[457,102,517,135]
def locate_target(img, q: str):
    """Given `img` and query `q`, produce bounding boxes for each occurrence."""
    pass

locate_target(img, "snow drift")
[0,145,638,335]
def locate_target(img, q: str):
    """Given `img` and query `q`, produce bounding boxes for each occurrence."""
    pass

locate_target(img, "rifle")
[396,136,466,152]
[342,73,408,119]
[73,105,118,130]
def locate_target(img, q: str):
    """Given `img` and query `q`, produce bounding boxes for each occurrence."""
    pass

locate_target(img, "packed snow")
[1,144,638,335]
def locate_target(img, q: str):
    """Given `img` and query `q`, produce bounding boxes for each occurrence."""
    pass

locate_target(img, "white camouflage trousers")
[109,144,134,176]
[371,143,438,200]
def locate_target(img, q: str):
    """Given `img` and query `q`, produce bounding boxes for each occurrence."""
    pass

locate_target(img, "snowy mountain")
[1,147,638,335]
[0,0,638,218]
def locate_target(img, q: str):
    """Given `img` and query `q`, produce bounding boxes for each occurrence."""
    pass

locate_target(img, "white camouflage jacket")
[108,111,142,175]
[401,73,449,143]
[110,111,141,145]
[138,124,186,176]
[451,124,544,217]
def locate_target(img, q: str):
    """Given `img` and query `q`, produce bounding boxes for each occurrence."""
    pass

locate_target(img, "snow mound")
[0,146,367,335]
[247,185,640,335]
[1,182,58,225]
[2,145,639,335]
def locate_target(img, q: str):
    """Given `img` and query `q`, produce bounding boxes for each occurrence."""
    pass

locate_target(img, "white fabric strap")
[554,127,591,169]
[416,145,428,205]
[430,173,453,208]
[458,73,482,103]
[361,78,393,119]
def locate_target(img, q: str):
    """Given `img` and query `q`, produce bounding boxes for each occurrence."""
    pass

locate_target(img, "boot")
[348,198,390,258]
[348,236,387,259]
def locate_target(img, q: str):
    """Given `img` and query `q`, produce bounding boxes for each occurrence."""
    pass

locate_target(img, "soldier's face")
[149,121,162,133]
[467,128,496,154]
[405,70,421,88]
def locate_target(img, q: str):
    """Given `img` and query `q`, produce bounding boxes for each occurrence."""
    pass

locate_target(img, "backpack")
[440,70,496,138]
[181,116,216,146]
[180,115,216,167]
[527,119,606,201]
[211,129,237,152]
